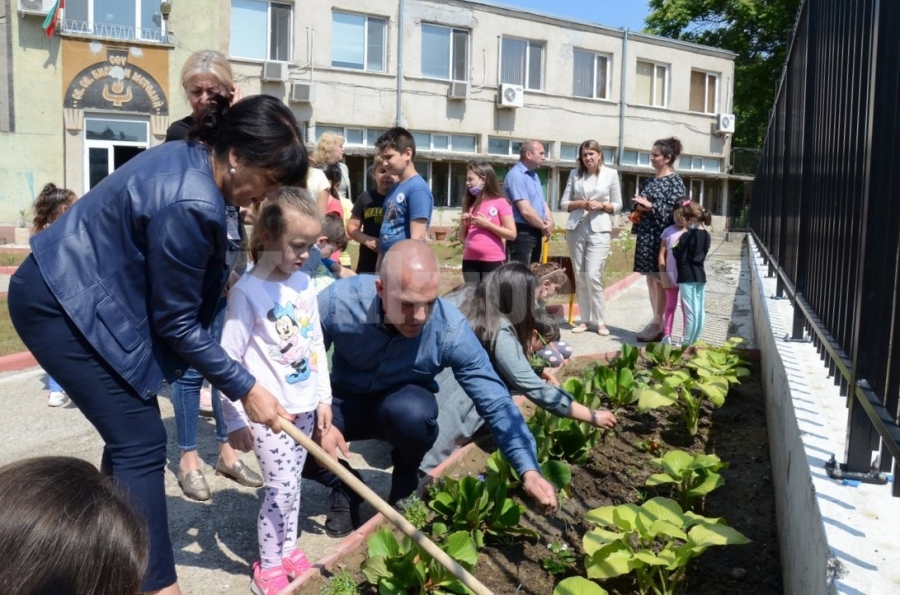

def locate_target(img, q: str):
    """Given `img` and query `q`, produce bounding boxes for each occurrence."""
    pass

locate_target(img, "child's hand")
[316,403,333,436]
[541,367,560,386]
[228,427,254,452]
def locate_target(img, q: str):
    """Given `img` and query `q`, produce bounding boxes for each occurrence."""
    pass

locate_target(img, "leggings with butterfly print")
[249,411,316,569]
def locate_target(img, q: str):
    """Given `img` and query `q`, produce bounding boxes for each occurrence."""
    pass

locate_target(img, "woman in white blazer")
[560,139,622,335]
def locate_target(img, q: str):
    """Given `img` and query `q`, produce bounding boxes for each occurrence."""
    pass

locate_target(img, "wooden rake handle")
[277,416,492,595]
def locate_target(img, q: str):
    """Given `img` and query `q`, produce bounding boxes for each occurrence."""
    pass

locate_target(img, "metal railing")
[750,0,900,495]
[60,19,163,43]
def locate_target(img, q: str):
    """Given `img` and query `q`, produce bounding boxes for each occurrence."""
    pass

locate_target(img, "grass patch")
[0,250,29,267]
[0,297,27,356]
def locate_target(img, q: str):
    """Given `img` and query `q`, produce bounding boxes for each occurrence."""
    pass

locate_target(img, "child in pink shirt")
[458,162,517,284]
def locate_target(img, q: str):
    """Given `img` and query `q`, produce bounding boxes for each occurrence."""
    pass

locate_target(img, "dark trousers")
[303,384,438,503]
[8,256,176,591]
[507,223,544,264]
[461,259,504,285]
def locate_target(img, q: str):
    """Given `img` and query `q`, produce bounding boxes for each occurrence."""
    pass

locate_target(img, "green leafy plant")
[591,365,639,409]
[428,473,538,547]
[610,344,640,374]
[645,450,727,511]
[637,369,729,436]
[686,338,750,387]
[529,408,602,466]
[362,528,477,594]
[541,541,577,575]
[320,569,358,595]
[553,576,609,595]
[582,497,750,595]
[634,436,663,457]
[398,494,430,530]
[643,341,688,370]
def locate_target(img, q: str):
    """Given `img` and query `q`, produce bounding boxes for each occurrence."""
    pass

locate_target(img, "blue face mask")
[468,186,482,196]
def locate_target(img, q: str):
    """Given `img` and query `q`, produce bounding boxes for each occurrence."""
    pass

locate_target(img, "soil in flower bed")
[301,356,781,595]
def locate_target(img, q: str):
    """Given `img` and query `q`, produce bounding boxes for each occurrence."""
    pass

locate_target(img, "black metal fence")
[750,0,900,495]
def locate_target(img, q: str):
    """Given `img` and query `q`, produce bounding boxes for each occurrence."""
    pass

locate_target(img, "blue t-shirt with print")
[379,174,433,254]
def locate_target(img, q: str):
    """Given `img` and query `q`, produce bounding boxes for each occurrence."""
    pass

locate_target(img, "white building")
[1,0,739,225]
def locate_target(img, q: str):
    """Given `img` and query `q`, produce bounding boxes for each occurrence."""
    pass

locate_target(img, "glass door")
[83,116,149,192]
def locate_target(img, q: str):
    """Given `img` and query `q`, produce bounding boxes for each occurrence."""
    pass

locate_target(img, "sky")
[495,0,652,31]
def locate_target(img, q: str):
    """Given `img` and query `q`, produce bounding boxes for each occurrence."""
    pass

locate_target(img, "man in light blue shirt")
[307,240,558,536]
[504,140,553,263]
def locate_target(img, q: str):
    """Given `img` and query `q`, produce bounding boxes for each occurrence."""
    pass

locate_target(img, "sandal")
[597,325,610,336]
[636,324,663,342]
[571,323,589,333]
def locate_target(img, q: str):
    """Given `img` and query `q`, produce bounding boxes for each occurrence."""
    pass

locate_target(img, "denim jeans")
[9,255,176,590]
[48,375,63,392]
[170,297,228,450]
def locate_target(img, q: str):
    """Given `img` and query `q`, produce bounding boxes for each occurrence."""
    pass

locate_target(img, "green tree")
[645,0,802,149]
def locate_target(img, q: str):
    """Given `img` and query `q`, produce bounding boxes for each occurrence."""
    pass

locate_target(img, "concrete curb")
[0,351,38,372]
[548,272,644,320]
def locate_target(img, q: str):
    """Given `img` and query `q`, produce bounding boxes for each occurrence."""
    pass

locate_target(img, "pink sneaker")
[282,549,312,579]
[250,561,290,595]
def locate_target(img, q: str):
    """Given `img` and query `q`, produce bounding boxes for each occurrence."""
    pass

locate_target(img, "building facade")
[1,0,738,226]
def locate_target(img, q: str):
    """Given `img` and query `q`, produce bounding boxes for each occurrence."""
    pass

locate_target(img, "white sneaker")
[48,391,70,407]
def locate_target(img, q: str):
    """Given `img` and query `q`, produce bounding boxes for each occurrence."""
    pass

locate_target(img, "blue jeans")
[9,255,175,590]
[170,297,228,450]
[48,375,63,392]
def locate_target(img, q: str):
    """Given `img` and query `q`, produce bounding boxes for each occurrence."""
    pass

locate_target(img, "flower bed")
[300,344,781,595]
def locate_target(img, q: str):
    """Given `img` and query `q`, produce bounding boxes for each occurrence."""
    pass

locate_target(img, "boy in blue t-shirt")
[375,127,434,267]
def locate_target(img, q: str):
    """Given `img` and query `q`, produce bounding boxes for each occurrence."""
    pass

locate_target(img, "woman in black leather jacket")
[8,94,306,595]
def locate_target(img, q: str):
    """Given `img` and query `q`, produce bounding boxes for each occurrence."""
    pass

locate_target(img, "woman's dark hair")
[249,186,322,262]
[653,136,683,166]
[576,139,605,177]
[320,162,343,199]
[534,307,561,343]
[461,162,505,213]
[461,262,539,354]
[0,457,148,595]
[32,183,77,233]
[189,94,308,187]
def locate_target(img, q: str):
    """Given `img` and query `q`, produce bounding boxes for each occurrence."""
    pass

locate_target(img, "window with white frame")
[689,70,719,114]
[561,143,615,164]
[500,37,544,91]
[332,11,387,71]
[488,137,551,157]
[680,154,722,172]
[573,50,610,100]
[230,0,291,61]
[412,131,477,153]
[635,60,668,107]
[315,125,387,147]
[63,0,162,41]
[621,150,651,167]
[421,24,469,81]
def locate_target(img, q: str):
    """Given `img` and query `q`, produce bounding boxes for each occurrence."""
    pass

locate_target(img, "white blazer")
[559,166,623,232]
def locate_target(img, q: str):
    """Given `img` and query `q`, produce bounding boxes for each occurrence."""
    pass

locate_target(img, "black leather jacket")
[30,141,255,401]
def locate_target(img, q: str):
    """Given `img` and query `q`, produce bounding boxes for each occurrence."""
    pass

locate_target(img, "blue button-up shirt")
[317,275,539,475]
[504,161,546,226]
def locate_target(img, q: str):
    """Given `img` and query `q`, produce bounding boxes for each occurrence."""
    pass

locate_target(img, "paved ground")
[0,231,751,594]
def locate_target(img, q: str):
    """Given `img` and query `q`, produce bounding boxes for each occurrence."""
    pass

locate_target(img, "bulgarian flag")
[42,0,65,37]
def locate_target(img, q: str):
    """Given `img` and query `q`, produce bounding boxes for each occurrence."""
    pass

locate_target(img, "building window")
[621,150,651,167]
[332,11,387,71]
[500,37,544,91]
[63,0,162,41]
[690,70,719,114]
[412,131,477,153]
[230,1,291,61]
[84,116,148,191]
[488,137,551,157]
[315,125,387,147]
[680,154,722,172]
[561,143,615,164]
[635,60,668,107]
[421,24,469,81]
[573,50,610,100]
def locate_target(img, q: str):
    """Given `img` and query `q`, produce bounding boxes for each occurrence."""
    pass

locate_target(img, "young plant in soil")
[637,369,728,436]
[428,473,538,547]
[686,338,750,386]
[319,569,358,595]
[554,576,609,595]
[645,450,727,511]
[542,541,578,575]
[583,497,750,595]
[362,529,478,595]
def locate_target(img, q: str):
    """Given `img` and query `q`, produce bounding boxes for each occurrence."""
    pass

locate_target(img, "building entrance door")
[84,116,149,191]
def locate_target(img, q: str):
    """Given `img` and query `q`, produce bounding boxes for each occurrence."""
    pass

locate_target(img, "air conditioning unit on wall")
[289,82,314,103]
[715,113,736,135]
[17,0,55,15]
[497,83,524,109]
[261,61,289,83]
[447,81,469,100]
